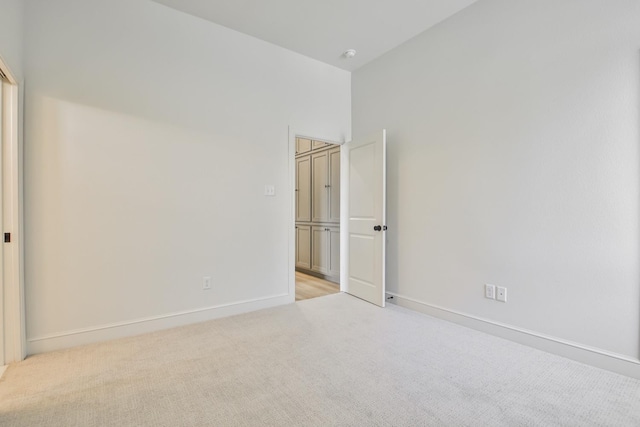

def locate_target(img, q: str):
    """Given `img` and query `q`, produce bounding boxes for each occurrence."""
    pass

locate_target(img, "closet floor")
[295,271,340,301]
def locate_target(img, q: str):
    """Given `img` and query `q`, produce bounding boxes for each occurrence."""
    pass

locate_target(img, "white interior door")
[344,130,386,307]
[0,78,4,367]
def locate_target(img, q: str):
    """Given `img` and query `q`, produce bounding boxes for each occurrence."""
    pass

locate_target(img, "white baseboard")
[27,293,292,355]
[0,365,7,379]
[388,292,640,380]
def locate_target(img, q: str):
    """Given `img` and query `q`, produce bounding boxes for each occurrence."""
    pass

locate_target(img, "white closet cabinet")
[296,137,312,155]
[328,148,341,223]
[295,156,311,222]
[327,226,340,278]
[310,225,340,277]
[311,146,340,223]
[295,225,311,270]
[312,140,328,150]
[311,151,328,223]
[311,226,328,274]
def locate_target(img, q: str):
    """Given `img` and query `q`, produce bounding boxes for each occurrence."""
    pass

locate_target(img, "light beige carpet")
[1,293,639,426]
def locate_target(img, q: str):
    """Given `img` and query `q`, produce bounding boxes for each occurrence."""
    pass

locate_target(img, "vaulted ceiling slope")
[152,0,478,71]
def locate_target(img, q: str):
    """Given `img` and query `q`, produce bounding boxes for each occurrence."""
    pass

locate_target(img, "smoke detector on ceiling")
[343,49,357,59]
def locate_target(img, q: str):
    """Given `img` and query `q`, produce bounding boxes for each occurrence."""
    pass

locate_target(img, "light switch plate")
[485,284,496,299]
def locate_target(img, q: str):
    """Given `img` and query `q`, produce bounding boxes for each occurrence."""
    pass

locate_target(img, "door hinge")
[4,232,11,243]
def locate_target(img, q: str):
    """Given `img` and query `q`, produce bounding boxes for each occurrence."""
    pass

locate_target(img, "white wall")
[24,0,350,352]
[0,0,23,80]
[353,0,640,366]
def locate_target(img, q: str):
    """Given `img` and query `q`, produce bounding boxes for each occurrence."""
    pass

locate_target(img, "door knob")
[374,225,382,231]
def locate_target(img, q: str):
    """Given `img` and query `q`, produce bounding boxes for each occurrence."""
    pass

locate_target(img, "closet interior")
[294,137,341,300]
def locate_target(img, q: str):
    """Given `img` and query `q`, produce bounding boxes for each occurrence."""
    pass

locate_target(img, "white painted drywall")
[0,0,23,79]
[23,0,350,351]
[353,0,640,359]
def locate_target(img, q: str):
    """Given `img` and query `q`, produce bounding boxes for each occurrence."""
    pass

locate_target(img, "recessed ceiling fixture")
[343,49,357,59]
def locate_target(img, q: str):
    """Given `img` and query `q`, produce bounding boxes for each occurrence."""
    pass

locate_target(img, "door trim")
[0,56,25,365]
[288,127,344,299]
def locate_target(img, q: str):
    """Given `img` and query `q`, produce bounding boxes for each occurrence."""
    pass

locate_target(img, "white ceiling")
[152,0,478,71]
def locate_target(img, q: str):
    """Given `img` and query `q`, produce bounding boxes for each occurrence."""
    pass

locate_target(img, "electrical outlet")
[264,185,276,196]
[496,286,507,302]
[485,284,496,299]
[203,276,212,290]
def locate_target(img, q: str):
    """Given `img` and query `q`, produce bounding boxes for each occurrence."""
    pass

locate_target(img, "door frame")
[0,56,25,365]
[287,127,345,300]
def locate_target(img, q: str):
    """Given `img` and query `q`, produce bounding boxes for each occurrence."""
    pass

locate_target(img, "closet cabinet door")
[311,151,329,223]
[295,225,311,270]
[312,140,328,150]
[328,147,340,223]
[296,138,312,155]
[311,226,340,278]
[311,226,329,274]
[327,226,340,278]
[296,156,311,222]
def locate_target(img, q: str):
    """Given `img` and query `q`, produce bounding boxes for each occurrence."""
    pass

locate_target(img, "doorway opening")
[288,129,387,307]
[292,136,341,301]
